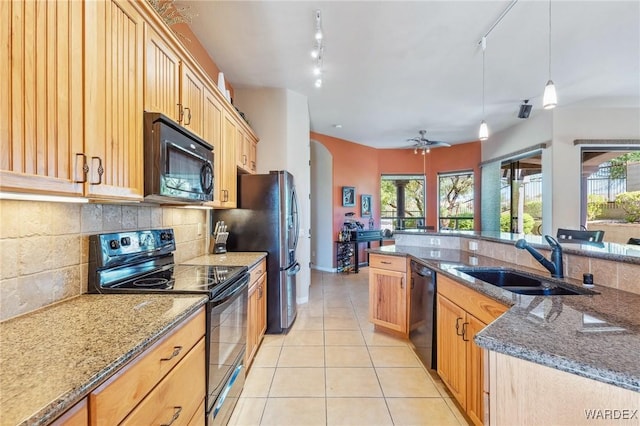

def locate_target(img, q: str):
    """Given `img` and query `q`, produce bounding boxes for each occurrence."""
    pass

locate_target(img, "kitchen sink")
[455,267,597,296]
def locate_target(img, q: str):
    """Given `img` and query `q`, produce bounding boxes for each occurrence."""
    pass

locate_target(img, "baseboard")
[310,264,336,273]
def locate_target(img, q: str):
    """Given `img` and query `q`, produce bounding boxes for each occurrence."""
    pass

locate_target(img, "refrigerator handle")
[291,186,300,252]
[287,262,301,276]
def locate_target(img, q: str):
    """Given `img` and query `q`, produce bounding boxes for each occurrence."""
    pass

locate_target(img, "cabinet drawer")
[51,398,88,426]
[438,275,508,324]
[249,259,266,284]
[90,308,205,425]
[121,338,206,426]
[369,254,406,272]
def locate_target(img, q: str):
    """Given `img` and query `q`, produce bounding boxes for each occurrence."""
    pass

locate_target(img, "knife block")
[210,231,229,254]
[213,242,227,254]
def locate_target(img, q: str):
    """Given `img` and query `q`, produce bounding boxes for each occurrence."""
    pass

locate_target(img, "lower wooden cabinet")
[246,259,267,367]
[368,254,409,337]
[89,307,205,425]
[51,398,88,426]
[436,275,508,426]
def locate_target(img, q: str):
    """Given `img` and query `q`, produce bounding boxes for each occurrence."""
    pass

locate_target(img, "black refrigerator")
[215,171,300,333]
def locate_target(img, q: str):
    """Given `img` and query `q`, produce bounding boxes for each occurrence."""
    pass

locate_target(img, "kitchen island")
[368,238,639,423]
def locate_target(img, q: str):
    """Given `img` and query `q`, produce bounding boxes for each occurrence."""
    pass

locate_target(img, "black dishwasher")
[409,260,437,369]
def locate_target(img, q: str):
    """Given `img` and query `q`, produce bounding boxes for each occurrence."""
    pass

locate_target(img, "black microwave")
[144,112,214,204]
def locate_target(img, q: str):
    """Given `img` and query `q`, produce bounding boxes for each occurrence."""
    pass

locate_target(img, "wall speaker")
[518,100,532,119]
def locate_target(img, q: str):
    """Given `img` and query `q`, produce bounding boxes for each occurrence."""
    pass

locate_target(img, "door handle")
[455,317,464,336]
[462,322,470,341]
[90,157,103,185]
[177,103,184,123]
[75,153,88,183]
[184,107,191,125]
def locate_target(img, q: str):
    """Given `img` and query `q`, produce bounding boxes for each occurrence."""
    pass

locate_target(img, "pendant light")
[543,0,557,109]
[478,36,489,141]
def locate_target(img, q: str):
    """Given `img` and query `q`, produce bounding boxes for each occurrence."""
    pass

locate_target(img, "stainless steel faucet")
[515,235,564,279]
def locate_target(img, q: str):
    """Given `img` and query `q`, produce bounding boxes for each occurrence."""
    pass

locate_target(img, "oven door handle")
[213,363,244,418]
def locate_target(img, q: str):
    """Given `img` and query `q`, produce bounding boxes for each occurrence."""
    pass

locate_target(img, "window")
[500,154,542,235]
[438,172,474,230]
[380,175,425,231]
[581,147,640,243]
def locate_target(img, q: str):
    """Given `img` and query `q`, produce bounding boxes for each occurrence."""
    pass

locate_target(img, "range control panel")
[90,229,176,268]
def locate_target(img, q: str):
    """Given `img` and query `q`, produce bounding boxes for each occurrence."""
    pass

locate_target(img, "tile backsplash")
[0,200,208,321]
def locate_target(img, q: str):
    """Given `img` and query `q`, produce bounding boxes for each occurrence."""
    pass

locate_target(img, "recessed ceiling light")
[333,124,342,128]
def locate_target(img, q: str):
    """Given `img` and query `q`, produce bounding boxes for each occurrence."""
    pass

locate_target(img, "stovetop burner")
[132,277,171,288]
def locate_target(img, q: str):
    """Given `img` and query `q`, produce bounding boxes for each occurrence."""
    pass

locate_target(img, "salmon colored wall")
[378,142,482,230]
[172,23,234,98]
[313,131,482,257]
[311,132,380,240]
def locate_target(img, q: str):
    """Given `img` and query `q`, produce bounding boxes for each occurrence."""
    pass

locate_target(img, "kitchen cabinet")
[51,398,88,426]
[1,0,84,197]
[489,351,640,425]
[236,127,258,174]
[437,275,508,426]
[179,62,205,138]
[368,254,409,337]
[83,0,145,201]
[246,259,267,367]
[220,112,238,207]
[89,308,205,425]
[144,25,181,122]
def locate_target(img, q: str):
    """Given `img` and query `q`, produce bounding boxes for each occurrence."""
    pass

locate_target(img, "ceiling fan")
[406,130,451,154]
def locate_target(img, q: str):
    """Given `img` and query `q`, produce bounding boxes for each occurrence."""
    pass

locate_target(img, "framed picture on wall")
[342,186,356,207]
[361,194,372,217]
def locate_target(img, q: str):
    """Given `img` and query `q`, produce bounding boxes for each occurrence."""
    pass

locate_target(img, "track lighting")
[311,10,325,88]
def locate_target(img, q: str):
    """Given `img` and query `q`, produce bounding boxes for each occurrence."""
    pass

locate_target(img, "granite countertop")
[369,245,640,393]
[183,252,267,268]
[0,294,208,426]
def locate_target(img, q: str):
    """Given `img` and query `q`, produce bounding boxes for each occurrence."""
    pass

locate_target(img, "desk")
[335,237,389,273]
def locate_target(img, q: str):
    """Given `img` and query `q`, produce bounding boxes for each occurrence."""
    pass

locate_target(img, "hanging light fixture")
[543,0,557,109]
[478,36,489,141]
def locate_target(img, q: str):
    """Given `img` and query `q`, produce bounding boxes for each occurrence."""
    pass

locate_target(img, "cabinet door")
[51,398,88,426]
[202,86,223,207]
[0,0,84,196]
[84,0,144,200]
[144,26,180,121]
[368,267,407,334]
[257,272,267,337]
[180,62,204,138]
[436,295,467,408]
[246,282,259,366]
[248,138,258,173]
[236,127,246,170]
[465,314,487,426]
[220,112,237,207]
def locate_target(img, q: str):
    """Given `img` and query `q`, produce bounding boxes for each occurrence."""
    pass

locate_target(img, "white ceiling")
[181,1,640,148]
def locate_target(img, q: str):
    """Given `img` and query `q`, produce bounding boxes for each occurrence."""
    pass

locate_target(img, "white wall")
[481,106,640,235]
[234,88,312,304]
[310,140,334,271]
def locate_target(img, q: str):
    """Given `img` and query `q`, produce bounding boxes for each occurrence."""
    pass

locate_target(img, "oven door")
[206,275,248,414]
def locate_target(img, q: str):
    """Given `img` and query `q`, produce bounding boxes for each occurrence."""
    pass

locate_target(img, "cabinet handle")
[90,157,104,185]
[160,346,183,361]
[177,103,184,123]
[380,261,392,264]
[400,277,404,289]
[258,285,263,299]
[410,277,414,290]
[161,406,182,426]
[242,154,248,165]
[223,189,229,202]
[251,161,256,171]
[455,318,464,336]
[75,153,88,183]
[184,107,192,125]
[462,322,470,341]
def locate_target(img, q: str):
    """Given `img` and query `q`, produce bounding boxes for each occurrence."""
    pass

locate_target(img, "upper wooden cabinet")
[144,25,180,121]
[179,62,205,138]
[220,112,238,207]
[1,0,144,201]
[1,0,85,197]
[84,0,144,200]
[236,128,258,174]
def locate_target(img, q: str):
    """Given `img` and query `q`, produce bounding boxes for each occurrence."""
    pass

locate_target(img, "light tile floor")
[229,268,470,426]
